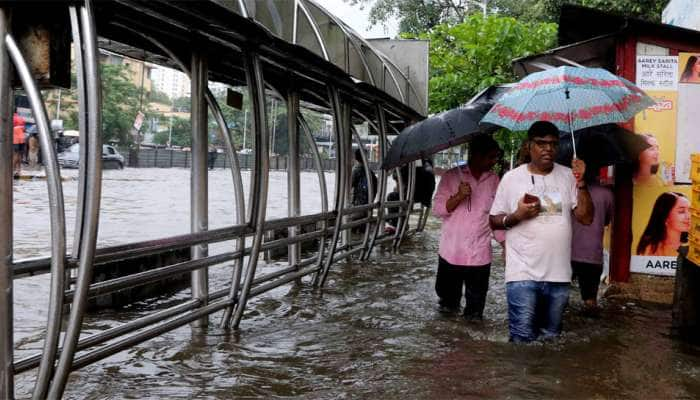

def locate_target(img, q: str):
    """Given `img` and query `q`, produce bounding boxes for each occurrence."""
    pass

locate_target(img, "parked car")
[58,143,125,169]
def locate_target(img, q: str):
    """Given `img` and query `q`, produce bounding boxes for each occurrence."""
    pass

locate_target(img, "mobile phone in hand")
[523,193,539,204]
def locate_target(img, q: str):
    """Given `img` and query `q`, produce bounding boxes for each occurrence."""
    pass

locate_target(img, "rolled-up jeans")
[506,280,570,343]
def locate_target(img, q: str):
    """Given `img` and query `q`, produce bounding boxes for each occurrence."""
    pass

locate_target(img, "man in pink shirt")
[433,135,504,320]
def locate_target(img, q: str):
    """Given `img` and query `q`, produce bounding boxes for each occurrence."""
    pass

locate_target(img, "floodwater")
[11,168,700,399]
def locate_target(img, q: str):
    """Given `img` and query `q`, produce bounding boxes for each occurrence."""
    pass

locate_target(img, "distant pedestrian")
[27,133,40,169]
[489,121,593,342]
[432,135,504,320]
[350,148,377,234]
[571,170,613,312]
[13,113,25,178]
[208,146,218,170]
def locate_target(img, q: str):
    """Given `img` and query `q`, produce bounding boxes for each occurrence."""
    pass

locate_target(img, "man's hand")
[572,158,586,184]
[445,181,471,213]
[457,181,471,198]
[514,195,540,221]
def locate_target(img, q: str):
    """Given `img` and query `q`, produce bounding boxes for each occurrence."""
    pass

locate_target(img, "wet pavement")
[11,168,700,399]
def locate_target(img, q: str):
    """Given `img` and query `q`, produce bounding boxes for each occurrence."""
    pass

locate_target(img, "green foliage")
[167,117,192,147]
[417,14,557,113]
[172,96,191,112]
[147,89,172,105]
[577,0,667,22]
[67,63,156,145]
[349,0,668,34]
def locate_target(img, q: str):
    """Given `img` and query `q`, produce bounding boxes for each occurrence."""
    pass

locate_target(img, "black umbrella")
[382,85,513,170]
[555,123,650,170]
[382,102,499,170]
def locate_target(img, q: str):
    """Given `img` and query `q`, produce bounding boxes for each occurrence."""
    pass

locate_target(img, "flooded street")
[11,168,700,399]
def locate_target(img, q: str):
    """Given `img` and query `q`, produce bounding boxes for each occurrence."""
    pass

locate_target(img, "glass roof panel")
[362,45,384,89]
[296,10,325,60]
[245,0,294,40]
[346,40,367,82]
[305,1,347,70]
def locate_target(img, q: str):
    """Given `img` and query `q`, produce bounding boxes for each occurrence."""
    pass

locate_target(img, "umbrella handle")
[568,108,577,159]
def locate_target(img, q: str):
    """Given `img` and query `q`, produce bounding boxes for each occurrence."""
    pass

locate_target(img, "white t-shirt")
[490,163,578,283]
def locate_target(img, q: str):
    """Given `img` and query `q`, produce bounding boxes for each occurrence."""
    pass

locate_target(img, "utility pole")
[242,109,247,151]
[168,115,173,147]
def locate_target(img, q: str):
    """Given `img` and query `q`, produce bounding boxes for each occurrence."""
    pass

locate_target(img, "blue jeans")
[506,280,570,343]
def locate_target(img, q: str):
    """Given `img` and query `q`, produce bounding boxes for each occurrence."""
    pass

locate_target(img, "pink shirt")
[433,165,505,266]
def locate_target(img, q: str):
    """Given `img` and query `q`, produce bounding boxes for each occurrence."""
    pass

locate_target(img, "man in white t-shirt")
[489,121,593,342]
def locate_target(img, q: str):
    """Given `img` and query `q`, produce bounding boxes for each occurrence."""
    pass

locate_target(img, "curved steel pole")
[48,3,102,397]
[0,9,13,399]
[350,126,373,259]
[363,105,388,259]
[395,161,416,250]
[231,53,269,329]
[8,29,69,398]
[318,86,346,287]
[298,115,329,274]
[70,6,87,259]
[30,6,95,398]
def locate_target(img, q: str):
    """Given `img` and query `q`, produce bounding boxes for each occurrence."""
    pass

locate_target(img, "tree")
[417,14,557,113]
[172,96,191,112]
[166,117,192,147]
[349,0,668,34]
[348,0,479,35]
[147,89,172,105]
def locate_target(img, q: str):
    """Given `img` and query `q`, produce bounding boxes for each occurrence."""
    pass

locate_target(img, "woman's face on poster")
[640,136,660,174]
[693,58,700,76]
[667,196,690,233]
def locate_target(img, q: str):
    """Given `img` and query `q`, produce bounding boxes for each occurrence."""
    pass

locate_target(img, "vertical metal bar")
[0,8,13,399]
[231,53,269,329]
[298,115,328,276]
[70,6,87,259]
[318,86,345,287]
[287,89,300,268]
[395,161,416,250]
[190,49,209,327]
[392,162,406,246]
[47,3,101,396]
[350,126,373,259]
[364,105,388,258]
[339,102,352,251]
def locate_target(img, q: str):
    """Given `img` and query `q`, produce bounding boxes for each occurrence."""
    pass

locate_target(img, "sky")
[314,0,399,39]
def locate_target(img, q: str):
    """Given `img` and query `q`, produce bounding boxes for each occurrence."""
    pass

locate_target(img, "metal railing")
[0,1,422,398]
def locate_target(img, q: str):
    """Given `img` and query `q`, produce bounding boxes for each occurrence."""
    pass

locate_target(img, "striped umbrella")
[481,66,655,157]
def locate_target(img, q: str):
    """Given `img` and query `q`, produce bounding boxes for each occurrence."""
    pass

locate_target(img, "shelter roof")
[94,0,424,120]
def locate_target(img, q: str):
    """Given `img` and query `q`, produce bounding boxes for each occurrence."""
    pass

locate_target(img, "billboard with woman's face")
[675,53,700,183]
[630,50,695,276]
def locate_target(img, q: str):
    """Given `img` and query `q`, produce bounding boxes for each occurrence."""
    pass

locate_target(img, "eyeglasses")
[532,139,559,150]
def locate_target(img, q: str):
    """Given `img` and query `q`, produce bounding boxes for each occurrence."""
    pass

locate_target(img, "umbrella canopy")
[555,123,650,170]
[481,66,655,135]
[382,102,499,170]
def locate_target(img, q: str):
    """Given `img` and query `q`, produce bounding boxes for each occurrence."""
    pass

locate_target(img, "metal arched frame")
[47,1,102,397]
[318,85,348,287]
[231,52,270,329]
[297,114,330,274]
[3,21,69,400]
[361,105,389,259]
[349,125,374,257]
